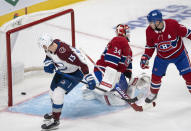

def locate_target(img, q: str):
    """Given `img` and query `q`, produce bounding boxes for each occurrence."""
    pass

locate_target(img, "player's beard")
[155,21,163,31]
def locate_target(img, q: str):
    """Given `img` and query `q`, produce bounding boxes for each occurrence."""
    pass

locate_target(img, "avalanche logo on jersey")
[157,37,179,52]
[59,47,66,53]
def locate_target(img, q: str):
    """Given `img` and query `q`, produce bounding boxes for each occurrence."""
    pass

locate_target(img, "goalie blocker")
[99,67,121,92]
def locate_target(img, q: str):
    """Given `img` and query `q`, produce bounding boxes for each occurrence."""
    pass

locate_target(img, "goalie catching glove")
[84,74,96,90]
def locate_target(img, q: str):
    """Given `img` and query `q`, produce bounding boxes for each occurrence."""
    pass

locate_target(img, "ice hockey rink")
[1,0,191,130]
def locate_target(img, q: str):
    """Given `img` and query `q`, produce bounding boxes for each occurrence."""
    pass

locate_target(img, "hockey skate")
[145,93,157,103]
[41,118,60,130]
[43,113,53,122]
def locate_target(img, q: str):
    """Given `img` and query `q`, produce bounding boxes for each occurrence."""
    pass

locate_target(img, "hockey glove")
[123,70,132,80]
[140,54,149,69]
[44,58,55,74]
[84,74,96,90]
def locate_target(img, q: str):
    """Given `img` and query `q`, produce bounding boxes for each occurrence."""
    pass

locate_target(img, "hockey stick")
[60,70,155,111]
[56,71,108,93]
[56,71,140,103]
[79,48,156,111]
[44,54,107,93]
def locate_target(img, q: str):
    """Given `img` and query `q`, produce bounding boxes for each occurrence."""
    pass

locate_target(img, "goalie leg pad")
[99,67,121,92]
[105,92,127,106]
[128,73,151,100]
[118,74,129,92]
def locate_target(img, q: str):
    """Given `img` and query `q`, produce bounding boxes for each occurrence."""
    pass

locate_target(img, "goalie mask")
[38,33,53,49]
[116,24,130,41]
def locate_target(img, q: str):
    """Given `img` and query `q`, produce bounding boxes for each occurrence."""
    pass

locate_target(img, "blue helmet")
[147,9,162,22]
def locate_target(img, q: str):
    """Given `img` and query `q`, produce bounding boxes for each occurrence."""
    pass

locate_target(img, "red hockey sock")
[182,72,191,93]
[150,74,162,94]
[52,112,61,121]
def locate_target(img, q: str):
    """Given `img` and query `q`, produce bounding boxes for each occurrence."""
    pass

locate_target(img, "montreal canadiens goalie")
[82,24,151,107]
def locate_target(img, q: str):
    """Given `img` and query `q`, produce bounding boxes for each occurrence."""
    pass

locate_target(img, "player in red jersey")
[140,9,191,103]
[82,24,150,106]
[87,24,134,106]
[94,24,132,83]
[37,33,96,130]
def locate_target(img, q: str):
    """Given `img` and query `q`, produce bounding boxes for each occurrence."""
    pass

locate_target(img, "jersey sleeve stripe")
[105,53,121,65]
[98,66,105,70]
[145,45,155,49]
[120,55,127,62]
[151,82,161,88]
[105,60,118,66]
[105,53,121,59]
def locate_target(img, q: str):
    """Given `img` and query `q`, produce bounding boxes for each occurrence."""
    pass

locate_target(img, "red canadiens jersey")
[95,36,132,73]
[46,39,89,74]
[145,19,191,59]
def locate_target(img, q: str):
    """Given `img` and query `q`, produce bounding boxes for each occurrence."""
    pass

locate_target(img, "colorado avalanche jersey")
[145,19,191,59]
[95,36,132,73]
[46,39,89,74]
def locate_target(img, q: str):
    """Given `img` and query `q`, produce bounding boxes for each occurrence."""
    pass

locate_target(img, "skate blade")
[41,127,59,131]
[43,119,51,123]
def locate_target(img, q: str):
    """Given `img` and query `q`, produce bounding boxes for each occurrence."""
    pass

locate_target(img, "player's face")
[48,43,58,54]
[149,21,160,30]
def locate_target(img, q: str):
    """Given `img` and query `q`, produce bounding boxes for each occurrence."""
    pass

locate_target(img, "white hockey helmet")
[38,33,53,48]
[116,24,130,41]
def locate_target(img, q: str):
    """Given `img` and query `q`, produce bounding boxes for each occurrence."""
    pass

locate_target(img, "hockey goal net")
[0,8,75,108]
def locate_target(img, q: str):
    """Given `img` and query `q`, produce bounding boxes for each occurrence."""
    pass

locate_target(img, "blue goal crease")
[8,83,129,119]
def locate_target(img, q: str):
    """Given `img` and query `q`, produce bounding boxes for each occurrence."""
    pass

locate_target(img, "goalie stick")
[60,72,155,111]
[79,48,156,112]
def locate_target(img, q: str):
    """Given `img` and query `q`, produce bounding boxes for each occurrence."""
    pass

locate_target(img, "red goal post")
[1,8,75,107]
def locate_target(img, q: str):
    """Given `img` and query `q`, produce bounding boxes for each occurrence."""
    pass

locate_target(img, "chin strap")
[155,21,163,31]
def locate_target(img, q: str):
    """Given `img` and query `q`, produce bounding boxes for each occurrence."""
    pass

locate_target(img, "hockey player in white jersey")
[38,33,96,130]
